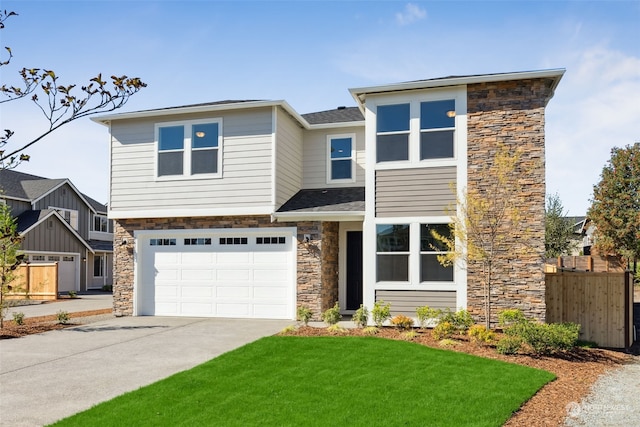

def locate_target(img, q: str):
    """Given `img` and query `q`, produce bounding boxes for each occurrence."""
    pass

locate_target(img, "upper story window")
[420,100,455,160]
[327,134,356,183]
[93,214,109,232]
[156,119,222,179]
[375,98,456,164]
[376,104,409,162]
[50,207,78,230]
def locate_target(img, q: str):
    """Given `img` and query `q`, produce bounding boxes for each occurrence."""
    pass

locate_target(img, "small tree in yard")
[0,203,23,328]
[545,193,576,258]
[432,145,532,329]
[588,143,640,276]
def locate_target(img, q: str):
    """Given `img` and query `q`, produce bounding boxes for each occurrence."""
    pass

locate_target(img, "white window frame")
[49,206,79,230]
[326,133,356,184]
[154,118,223,180]
[93,254,105,278]
[371,88,463,169]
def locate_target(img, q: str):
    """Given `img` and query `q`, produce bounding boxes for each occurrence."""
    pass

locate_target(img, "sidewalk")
[3,292,112,321]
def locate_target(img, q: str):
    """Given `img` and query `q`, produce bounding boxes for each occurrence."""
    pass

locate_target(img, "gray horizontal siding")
[109,108,275,212]
[275,109,303,207]
[375,166,456,217]
[376,290,457,316]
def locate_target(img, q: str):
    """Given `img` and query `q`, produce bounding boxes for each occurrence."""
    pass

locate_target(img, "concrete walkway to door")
[0,316,291,427]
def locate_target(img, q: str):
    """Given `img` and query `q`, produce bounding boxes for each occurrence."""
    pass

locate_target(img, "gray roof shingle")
[277,187,365,213]
[0,169,65,200]
[302,107,364,125]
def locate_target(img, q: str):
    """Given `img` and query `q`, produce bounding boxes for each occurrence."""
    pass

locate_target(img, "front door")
[345,231,363,311]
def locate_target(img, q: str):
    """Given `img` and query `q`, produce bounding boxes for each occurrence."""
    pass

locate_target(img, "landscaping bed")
[2,312,636,426]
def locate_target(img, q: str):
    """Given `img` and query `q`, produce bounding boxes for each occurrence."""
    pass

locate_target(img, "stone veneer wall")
[466,78,556,325]
[113,215,338,320]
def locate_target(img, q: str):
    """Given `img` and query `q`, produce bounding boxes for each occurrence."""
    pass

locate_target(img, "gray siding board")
[376,290,457,316]
[33,184,91,240]
[5,199,31,217]
[275,108,303,207]
[375,166,456,217]
[21,219,86,254]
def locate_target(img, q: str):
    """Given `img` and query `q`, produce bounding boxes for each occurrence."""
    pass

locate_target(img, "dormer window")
[50,207,78,230]
[156,118,222,179]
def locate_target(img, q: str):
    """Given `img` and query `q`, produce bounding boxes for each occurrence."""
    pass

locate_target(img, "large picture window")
[156,119,222,178]
[376,224,409,282]
[420,223,454,282]
[327,134,355,182]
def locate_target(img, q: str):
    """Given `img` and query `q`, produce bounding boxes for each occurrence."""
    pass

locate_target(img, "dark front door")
[346,231,363,311]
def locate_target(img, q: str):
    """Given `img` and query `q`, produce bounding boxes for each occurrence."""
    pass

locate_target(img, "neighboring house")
[0,169,114,293]
[92,69,564,323]
[565,216,595,256]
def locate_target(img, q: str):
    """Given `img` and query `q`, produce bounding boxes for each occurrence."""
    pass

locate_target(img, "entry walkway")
[2,292,113,321]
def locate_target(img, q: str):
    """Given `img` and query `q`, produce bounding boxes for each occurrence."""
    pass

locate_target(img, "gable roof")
[15,209,95,253]
[0,169,105,213]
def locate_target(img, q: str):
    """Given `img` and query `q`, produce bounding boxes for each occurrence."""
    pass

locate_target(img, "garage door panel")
[155,252,181,264]
[217,269,251,281]
[217,286,251,298]
[181,286,214,298]
[180,302,214,316]
[217,252,251,263]
[217,303,251,317]
[181,268,216,280]
[156,302,179,315]
[254,304,288,319]
[156,285,179,298]
[181,253,215,264]
[253,269,289,282]
[253,286,288,299]
[156,269,180,280]
[253,252,289,263]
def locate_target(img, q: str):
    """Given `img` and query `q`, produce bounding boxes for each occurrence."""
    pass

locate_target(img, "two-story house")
[93,69,564,323]
[0,169,114,293]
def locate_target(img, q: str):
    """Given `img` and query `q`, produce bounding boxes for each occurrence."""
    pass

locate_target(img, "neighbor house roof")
[0,169,105,212]
[302,107,364,125]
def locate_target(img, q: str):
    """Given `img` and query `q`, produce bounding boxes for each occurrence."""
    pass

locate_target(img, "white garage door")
[137,229,296,319]
[28,253,79,293]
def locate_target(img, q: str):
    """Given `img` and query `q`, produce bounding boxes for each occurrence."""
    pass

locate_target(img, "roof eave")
[349,68,566,109]
[272,211,364,222]
[307,120,365,130]
[91,100,311,129]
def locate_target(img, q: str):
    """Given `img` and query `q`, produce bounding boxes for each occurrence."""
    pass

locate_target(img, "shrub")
[327,324,346,334]
[390,314,414,330]
[322,302,341,326]
[352,304,369,328]
[101,284,113,292]
[402,330,418,340]
[439,308,474,333]
[415,305,441,328]
[496,336,523,355]
[432,321,456,340]
[362,326,379,336]
[297,306,312,326]
[498,309,527,328]
[468,325,495,344]
[56,310,70,325]
[505,320,580,355]
[438,338,459,348]
[280,325,296,334]
[12,311,25,326]
[371,300,391,327]
[68,290,77,299]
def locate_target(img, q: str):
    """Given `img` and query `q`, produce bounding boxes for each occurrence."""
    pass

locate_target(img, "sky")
[1,0,638,215]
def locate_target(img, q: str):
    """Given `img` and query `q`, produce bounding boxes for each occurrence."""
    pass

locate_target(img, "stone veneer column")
[112,216,338,320]
[465,78,556,325]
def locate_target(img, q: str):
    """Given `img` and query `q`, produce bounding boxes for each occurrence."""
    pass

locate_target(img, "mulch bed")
[283,326,636,427]
[2,311,637,426]
[0,309,112,339]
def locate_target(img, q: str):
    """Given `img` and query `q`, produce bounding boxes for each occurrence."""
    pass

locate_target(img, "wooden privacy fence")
[546,271,634,348]
[545,255,626,272]
[5,263,58,301]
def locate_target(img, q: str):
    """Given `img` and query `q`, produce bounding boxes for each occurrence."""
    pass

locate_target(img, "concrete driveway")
[0,316,290,427]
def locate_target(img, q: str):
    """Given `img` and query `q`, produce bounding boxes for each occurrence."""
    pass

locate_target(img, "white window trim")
[371,88,463,168]
[49,206,79,230]
[326,133,356,184]
[93,254,105,278]
[93,214,109,232]
[154,117,223,181]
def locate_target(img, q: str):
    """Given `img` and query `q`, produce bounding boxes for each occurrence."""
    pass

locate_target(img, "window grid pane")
[159,126,184,151]
[377,104,410,132]
[192,123,219,149]
[420,100,455,129]
[191,149,218,174]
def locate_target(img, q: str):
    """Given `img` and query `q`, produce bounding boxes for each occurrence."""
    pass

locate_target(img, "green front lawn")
[51,336,554,427]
